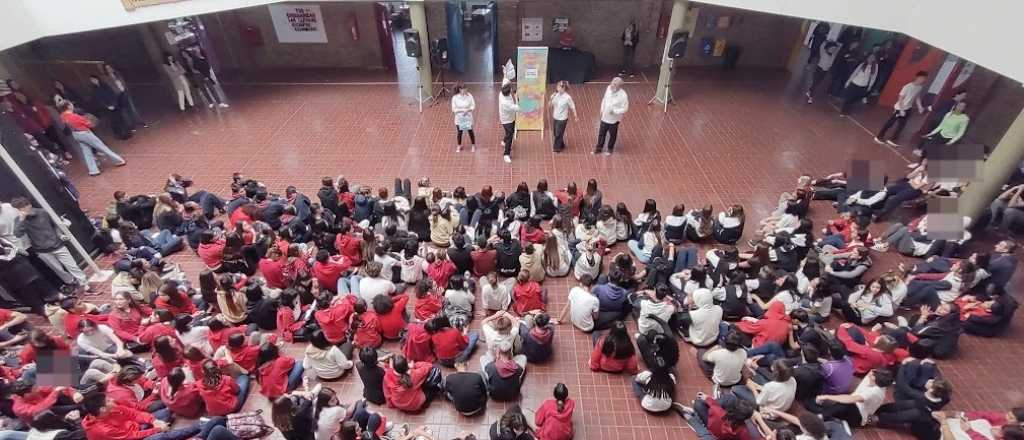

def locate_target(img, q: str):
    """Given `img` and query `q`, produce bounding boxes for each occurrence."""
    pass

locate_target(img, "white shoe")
[503,155,511,163]
[886,140,900,147]
[218,103,230,108]
[907,162,919,169]
[207,103,215,108]
[873,137,884,144]
[912,149,923,157]
[456,145,462,153]
[471,145,477,152]
[603,151,611,156]
[806,96,814,104]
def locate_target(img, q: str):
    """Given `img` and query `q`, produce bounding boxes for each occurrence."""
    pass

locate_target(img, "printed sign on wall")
[268,4,328,43]
[521,17,543,42]
[515,47,549,131]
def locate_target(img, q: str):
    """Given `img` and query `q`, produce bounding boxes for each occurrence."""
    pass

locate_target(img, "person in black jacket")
[12,197,87,290]
[443,361,488,416]
[317,177,343,220]
[0,236,54,314]
[356,347,387,405]
[272,390,316,440]
[465,186,504,237]
[87,75,131,139]
[495,230,522,278]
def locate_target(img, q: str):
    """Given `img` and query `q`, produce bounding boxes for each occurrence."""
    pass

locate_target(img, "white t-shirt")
[498,93,519,124]
[177,326,212,354]
[635,370,676,412]
[374,254,400,282]
[77,324,118,355]
[550,92,576,121]
[568,287,599,332]
[853,380,886,425]
[757,378,797,412]
[599,87,629,124]
[637,299,675,335]
[359,277,396,304]
[894,82,923,112]
[705,347,746,386]
[316,406,348,440]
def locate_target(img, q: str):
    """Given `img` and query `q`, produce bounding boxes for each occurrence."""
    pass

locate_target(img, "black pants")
[807,66,828,95]
[552,119,568,151]
[594,121,620,153]
[917,134,954,158]
[840,84,869,114]
[877,110,910,141]
[29,131,61,156]
[457,127,476,145]
[819,401,864,426]
[502,122,515,155]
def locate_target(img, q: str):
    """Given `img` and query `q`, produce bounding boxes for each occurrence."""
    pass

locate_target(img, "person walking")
[805,42,839,104]
[58,101,126,176]
[593,77,629,156]
[162,52,195,112]
[451,83,476,153]
[873,71,927,147]
[549,80,578,153]
[10,197,89,292]
[621,21,640,77]
[498,82,519,163]
[839,53,878,117]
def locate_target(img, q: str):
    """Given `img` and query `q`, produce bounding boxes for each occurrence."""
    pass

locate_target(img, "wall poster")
[268,4,328,43]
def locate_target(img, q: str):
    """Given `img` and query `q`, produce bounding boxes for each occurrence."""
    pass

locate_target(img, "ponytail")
[553,383,569,412]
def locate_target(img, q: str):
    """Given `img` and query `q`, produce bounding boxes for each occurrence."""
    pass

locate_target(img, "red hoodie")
[588,336,639,374]
[704,396,754,440]
[414,293,443,321]
[63,312,108,339]
[152,349,184,378]
[258,356,296,399]
[208,325,247,350]
[378,295,410,339]
[137,323,178,347]
[199,374,240,416]
[520,224,546,246]
[402,322,435,363]
[82,404,160,440]
[335,234,362,266]
[353,312,383,349]
[513,281,546,315]
[383,362,432,412]
[159,379,203,418]
[259,258,288,289]
[20,337,70,365]
[837,324,908,374]
[197,239,226,269]
[13,387,73,423]
[470,249,497,277]
[229,344,261,372]
[431,327,468,361]
[427,260,457,290]
[106,378,160,411]
[313,256,351,292]
[153,296,196,317]
[535,398,576,440]
[736,302,791,348]
[315,296,356,344]
[277,306,305,343]
[107,306,152,342]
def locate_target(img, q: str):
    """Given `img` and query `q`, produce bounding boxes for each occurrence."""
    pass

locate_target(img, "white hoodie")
[600,86,629,124]
[688,288,723,347]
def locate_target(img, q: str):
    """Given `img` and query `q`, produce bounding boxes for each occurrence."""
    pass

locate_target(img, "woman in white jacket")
[542,233,572,277]
[162,52,195,112]
[840,278,894,325]
[303,330,354,381]
[451,83,476,152]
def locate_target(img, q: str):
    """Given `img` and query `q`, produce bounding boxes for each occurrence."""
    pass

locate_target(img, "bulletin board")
[515,47,549,131]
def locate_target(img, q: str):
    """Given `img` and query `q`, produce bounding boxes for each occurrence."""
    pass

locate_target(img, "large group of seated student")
[0,165,1019,440]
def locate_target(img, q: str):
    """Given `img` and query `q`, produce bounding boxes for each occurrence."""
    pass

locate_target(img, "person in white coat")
[498,83,520,163]
[593,77,629,155]
[451,83,477,153]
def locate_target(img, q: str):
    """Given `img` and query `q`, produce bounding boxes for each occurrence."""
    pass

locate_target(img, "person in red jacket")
[81,392,232,440]
[334,224,363,267]
[374,293,410,340]
[736,301,791,348]
[159,367,204,418]
[19,329,70,366]
[836,323,907,374]
[512,270,547,315]
[105,366,162,412]
[402,321,435,363]
[258,246,288,289]
[382,355,434,412]
[314,294,356,345]
[207,318,247,351]
[9,381,79,426]
[153,282,197,317]
[352,298,383,349]
[413,279,443,321]
[107,292,154,343]
[426,250,458,291]
[535,383,576,440]
[220,332,261,374]
[276,290,305,343]
[138,310,179,347]
[256,343,304,399]
[152,335,185,378]
[674,392,757,440]
[426,315,479,367]
[589,321,638,374]
[196,230,227,271]
[60,296,108,339]
[198,360,250,416]
[313,250,352,293]
[471,238,497,277]
[519,216,547,245]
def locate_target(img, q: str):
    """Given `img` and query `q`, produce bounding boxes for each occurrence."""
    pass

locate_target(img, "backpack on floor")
[227,409,275,439]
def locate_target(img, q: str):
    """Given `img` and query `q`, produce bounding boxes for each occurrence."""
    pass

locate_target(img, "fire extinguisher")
[349,13,360,40]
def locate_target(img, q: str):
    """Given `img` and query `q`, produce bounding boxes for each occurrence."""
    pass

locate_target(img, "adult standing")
[87,75,132,140]
[805,42,839,104]
[548,80,578,153]
[621,21,640,77]
[181,49,229,109]
[162,52,195,112]
[828,40,862,98]
[5,80,71,158]
[593,77,629,156]
[58,101,126,176]
[451,83,476,153]
[919,89,967,135]
[10,197,88,292]
[0,99,62,158]
[102,63,148,128]
[873,71,927,147]
[839,53,878,117]
[498,82,520,163]
[913,101,968,160]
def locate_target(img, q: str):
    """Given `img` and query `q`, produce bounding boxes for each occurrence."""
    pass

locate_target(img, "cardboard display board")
[515,47,549,131]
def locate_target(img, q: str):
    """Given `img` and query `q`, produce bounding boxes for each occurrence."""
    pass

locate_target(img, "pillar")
[654,0,689,103]
[958,108,1024,223]
[408,0,433,96]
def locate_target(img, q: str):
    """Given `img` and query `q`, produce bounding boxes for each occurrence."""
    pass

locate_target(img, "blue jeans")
[234,375,251,412]
[627,240,652,264]
[352,399,383,434]
[145,416,227,440]
[747,342,786,364]
[820,233,846,249]
[338,275,362,295]
[441,331,479,366]
[673,245,699,272]
[287,362,305,392]
[72,130,125,175]
[144,229,185,256]
[0,431,28,440]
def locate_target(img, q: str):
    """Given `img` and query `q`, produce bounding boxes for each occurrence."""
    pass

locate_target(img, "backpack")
[227,409,275,439]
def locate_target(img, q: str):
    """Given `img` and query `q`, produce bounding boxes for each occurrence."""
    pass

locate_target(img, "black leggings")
[457,128,476,145]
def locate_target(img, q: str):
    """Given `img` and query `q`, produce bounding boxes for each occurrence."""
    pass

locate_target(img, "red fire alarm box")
[240,24,263,46]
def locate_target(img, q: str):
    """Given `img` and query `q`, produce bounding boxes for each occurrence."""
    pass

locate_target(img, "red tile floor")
[56,67,1022,440]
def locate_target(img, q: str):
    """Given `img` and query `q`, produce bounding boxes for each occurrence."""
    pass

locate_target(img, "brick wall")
[204,2,385,71]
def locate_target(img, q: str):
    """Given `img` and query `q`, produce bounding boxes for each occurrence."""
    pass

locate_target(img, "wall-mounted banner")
[268,4,328,43]
[515,47,549,131]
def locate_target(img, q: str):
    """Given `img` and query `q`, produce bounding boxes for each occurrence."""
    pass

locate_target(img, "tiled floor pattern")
[54,68,1023,440]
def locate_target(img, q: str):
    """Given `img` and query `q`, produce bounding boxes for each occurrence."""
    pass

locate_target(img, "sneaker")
[907,162,919,169]
[207,103,215,108]
[470,144,476,152]
[839,114,848,118]
[806,96,814,104]
[503,155,511,163]
[115,161,127,167]
[871,243,889,252]
[886,140,900,147]
[672,402,695,418]
[912,149,923,157]
[218,103,230,108]
[603,151,611,156]
[456,145,462,153]
[862,97,869,104]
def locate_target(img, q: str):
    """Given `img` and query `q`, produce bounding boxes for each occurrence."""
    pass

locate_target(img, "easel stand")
[416,65,434,113]
[647,58,675,113]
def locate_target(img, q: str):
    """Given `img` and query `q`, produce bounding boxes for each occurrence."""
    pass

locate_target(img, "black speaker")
[668,30,689,59]
[404,29,422,58]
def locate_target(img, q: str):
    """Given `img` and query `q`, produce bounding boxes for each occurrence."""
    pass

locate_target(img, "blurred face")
[953,102,966,113]
[557,82,566,93]
[89,77,100,86]
[81,325,97,337]
[995,241,1011,253]
[913,75,927,85]
[936,303,952,315]
[7,80,19,89]
[610,77,623,91]
[113,295,129,310]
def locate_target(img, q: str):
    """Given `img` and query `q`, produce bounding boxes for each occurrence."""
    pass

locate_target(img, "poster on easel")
[515,47,549,131]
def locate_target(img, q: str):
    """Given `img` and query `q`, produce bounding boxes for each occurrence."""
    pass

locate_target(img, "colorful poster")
[515,47,549,131]
[268,4,328,43]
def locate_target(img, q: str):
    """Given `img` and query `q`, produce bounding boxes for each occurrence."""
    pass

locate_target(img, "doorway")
[455,1,496,82]
[376,2,419,84]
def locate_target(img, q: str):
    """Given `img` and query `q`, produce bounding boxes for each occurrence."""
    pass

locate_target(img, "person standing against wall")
[162,52,195,112]
[498,83,520,163]
[593,77,629,156]
[549,81,578,153]
[180,49,229,109]
[839,53,878,117]
[621,21,640,78]
[873,71,927,147]
[451,83,476,153]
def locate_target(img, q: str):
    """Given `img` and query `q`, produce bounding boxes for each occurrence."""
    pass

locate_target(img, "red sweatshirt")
[520,225,546,246]
[158,379,203,418]
[353,312,383,349]
[107,379,160,411]
[313,256,351,292]
[736,302,791,348]
[258,356,296,399]
[197,239,226,269]
[20,337,70,365]
[107,306,152,342]
[414,293,443,321]
[315,296,356,344]
[199,375,240,416]
[229,344,261,372]
[82,404,160,440]
[208,325,247,351]
[13,387,73,422]
[704,396,754,440]
[430,328,468,361]
[470,249,497,277]
[152,349,184,378]
[63,312,108,339]
[277,306,305,343]
[837,324,908,374]
[513,281,546,315]
[383,362,432,412]
[153,297,196,316]
[589,336,639,374]
[427,260,457,291]
[535,398,576,440]
[137,323,178,347]
[335,234,362,266]
[378,295,410,339]
[259,258,288,289]
[402,322,435,363]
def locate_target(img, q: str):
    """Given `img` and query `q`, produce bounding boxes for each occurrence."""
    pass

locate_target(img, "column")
[408,0,433,96]
[957,108,1024,223]
[654,0,689,103]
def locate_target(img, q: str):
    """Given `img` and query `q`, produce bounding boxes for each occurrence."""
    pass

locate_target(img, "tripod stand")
[415,65,434,113]
[433,66,452,103]
[647,57,675,113]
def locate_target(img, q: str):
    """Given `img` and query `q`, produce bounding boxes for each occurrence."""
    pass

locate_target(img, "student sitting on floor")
[589,321,639,375]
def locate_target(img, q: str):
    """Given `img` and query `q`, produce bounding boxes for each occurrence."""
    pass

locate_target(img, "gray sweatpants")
[36,246,87,285]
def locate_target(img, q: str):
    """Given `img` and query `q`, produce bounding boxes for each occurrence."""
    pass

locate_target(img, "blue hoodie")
[593,282,628,312]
